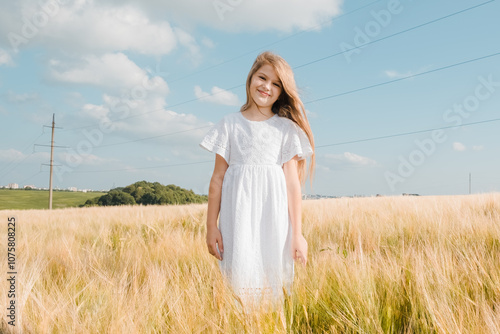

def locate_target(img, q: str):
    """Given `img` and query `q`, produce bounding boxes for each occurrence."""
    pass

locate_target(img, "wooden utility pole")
[37,114,66,210]
[49,114,55,209]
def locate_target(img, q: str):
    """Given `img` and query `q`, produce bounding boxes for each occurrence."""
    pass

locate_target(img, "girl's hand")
[291,234,308,266]
[206,226,224,261]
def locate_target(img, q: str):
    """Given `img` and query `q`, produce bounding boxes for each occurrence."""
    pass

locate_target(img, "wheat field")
[1,193,499,333]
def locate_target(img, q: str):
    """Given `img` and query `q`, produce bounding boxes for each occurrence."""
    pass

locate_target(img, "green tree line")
[81,181,207,207]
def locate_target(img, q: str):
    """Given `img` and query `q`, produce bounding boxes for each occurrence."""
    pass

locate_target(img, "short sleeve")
[281,121,313,165]
[199,117,230,163]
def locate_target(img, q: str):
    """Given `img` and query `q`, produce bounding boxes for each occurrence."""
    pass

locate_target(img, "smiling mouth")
[257,89,270,97]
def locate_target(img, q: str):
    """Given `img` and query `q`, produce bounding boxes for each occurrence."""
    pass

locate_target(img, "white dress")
[199,111,313,306]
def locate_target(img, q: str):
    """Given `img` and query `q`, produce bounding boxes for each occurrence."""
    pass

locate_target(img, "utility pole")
[36,114,66,209]
[49,114,55,209]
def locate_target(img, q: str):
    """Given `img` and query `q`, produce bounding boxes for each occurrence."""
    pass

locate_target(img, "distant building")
[68,187,77,192]
[7,183,19,189]
[23,185,36,189]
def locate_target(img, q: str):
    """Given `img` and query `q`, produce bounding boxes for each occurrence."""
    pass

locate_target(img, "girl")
[199,51,315,308]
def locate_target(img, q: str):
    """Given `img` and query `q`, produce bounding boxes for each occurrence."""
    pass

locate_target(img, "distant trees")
[97,190,136,206]
[82,181,207,207]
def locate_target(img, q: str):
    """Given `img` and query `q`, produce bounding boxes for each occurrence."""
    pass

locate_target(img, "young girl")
[199,51,315,308]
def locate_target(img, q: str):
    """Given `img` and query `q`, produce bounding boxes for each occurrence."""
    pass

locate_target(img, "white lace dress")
[199,111,313,306]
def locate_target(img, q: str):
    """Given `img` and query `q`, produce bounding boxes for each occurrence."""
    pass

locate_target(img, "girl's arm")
[283,155,308,265]
[206,154,229,260]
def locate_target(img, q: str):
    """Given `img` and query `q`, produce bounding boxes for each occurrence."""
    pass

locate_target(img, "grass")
[0,189,106,210]
[0,193,499,333]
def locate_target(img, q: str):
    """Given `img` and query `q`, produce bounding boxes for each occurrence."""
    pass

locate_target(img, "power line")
[16,2,497,177]
[0,130,44,173]
[63,50,500,152]
[62,83,245,133]
[55,1,387,136]
[88,125,211,150]
[166,0,385,83]
[0,130,46,180]
[66,117,500,173]
[61,0,494,134]
[18,170,44,186]
[293,0,495,70]
[305,51,500,104]
[316,117,500,148]
[59,0,384,133]
[69,160,213,173]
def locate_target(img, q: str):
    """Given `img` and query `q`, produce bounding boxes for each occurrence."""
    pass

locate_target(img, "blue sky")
[0,0,499,197]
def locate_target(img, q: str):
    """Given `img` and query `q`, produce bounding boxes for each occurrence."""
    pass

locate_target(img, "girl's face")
[249,64,282,110]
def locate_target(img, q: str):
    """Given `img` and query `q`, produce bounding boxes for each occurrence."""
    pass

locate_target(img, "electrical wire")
[61,0,494,134]
[70,160,213,173]
[305,51,500,104]
[316,117,500,148]
[68,117,500,173]
[63,51,500,152]
[0,130,46,180]
[293,0,495,70]
[167,0,386,83]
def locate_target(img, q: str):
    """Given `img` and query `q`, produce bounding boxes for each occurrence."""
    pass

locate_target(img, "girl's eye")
[273,83,281,87]
[259,76,265,80]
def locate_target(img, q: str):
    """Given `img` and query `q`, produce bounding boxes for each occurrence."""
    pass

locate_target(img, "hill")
[82,180,207,207]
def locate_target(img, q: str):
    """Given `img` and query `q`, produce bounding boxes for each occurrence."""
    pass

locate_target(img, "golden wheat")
[1,193,499,333]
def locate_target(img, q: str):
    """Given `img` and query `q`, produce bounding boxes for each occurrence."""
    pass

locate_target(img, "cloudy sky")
[1,0,499,197]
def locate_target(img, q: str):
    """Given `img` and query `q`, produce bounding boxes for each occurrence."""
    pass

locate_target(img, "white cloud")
[0,149,25,162]
[321,152,377,170]
[0,0,339,61]
[0,48,13,66]
[0,1,202,57]
[305,109,318,118]
[453,142,466,151]
[64,92,85,107]
[0,148,48,162]
[57,152,118,166]
[50,53,169,95]
[384,65,432,79]
[146,156,170,162]
[173,27,202,65]
[6,90,39,103]
[5,2,178,55]
[74,93,212,155]
[472,145,484,151]
[385,70,409,79]
[201,37,215,48]
[340,152,377,166]
[117,0,342,33]
[80,102,112,124]
[194,85,240,106]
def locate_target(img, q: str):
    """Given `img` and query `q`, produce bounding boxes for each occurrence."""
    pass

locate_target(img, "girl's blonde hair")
[241,51,315,187]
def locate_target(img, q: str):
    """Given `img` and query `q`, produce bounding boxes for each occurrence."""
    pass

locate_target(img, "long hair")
[240,51,315,187]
